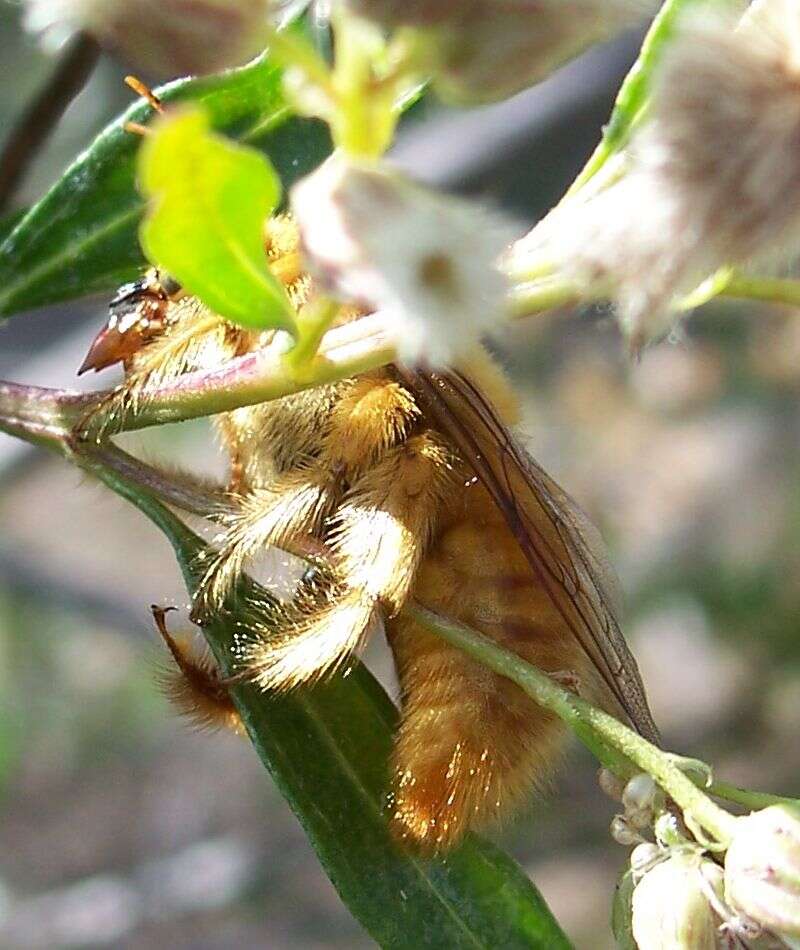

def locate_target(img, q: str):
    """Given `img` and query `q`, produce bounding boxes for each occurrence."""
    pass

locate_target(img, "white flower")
[347,0,655,103]
[725,805,800,938]
[23,0,306,76]
[631,852,721,950]
[519,0,800,349]
[291,155,514,366]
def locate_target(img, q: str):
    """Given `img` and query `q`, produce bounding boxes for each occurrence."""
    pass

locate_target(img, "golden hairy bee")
[82,215,658,852]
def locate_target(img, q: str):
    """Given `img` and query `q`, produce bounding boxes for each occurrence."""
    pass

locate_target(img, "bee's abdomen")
[386,482,591,851]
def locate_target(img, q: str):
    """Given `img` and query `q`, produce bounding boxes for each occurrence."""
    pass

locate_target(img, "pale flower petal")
[291,156,514,366]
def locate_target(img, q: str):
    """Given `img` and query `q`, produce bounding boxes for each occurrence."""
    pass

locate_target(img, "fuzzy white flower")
[291,156,514,366]
[519,0,800,348]
[348,0,655,103]
[23,0,306,76]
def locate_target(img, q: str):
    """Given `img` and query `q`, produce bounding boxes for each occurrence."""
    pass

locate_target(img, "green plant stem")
[710,781,800,812]
[409,604,739,847]
[507,279,582,319]
[287,297,341,369]
[721,275,800,309]
[1,372,788,850]
[0,33,101,214]
[263,24,335,95]
[76,310,397,437]
[0,380,86,448]
[508,270,800,324]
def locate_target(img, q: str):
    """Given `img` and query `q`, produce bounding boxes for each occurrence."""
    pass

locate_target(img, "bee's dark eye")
[109,278,149,312]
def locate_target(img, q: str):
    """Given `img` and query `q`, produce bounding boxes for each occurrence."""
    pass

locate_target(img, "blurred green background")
[1,4,799,948]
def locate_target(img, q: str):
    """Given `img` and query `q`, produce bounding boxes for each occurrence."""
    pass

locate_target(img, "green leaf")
[0,54,331,319]
[90,462,573,950]
[612,870,637,950]
[0,209,26,245]
[139,107,294,332]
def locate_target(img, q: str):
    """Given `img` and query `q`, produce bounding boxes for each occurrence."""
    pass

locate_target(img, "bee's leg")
[198,374,424,618]
[242,431,451,692]
[194,470,337,618]
[214,414,249,493]
[151,606,243,735]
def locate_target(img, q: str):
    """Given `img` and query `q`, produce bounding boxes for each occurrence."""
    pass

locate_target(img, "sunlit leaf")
[139,107,294,332]
[0,54,330,319]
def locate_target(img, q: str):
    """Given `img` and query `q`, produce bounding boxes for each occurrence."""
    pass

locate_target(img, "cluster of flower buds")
[607,775,800,948]
[606,772,666,847]
[291,155,514,366]
[515,0,800,350]
[346,0,654,103]
[23,0,307,77]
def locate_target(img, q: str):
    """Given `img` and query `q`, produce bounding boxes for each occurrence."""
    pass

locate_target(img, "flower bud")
[631,852,719,950]
[654,812,686,849]
[623,774,661,814]
[611,815,645,847]
[348,0,653,103]
[291,155,513,366]
[598,767,626,801]
[24,0,303,77]
[725,804,800,937]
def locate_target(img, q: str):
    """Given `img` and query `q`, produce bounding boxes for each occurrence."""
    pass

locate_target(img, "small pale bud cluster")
[347,0,654,103]
[291,155,513,366]
[23,0,303,76]
[520,0,800,349]
[609,772,665,846]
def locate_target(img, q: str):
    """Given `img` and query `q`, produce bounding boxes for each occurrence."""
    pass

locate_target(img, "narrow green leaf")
[612,870,637,950]
[0,209,26,244]
[0,54,331,319]
[88,461,573,950]
[139,108,293,332]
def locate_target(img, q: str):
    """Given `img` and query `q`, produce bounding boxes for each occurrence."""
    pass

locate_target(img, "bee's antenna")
[124,76,165,113]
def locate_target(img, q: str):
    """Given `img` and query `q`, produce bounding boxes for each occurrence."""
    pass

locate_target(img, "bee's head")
[78,270,181,375]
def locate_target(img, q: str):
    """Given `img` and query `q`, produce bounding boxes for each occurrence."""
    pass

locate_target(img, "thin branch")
[0,379,88,447]
[86,443,235,517]
[0,32,101,213]
[72,311,397,437]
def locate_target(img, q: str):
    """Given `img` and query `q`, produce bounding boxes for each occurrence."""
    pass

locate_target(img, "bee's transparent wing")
[403,367,660,745]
